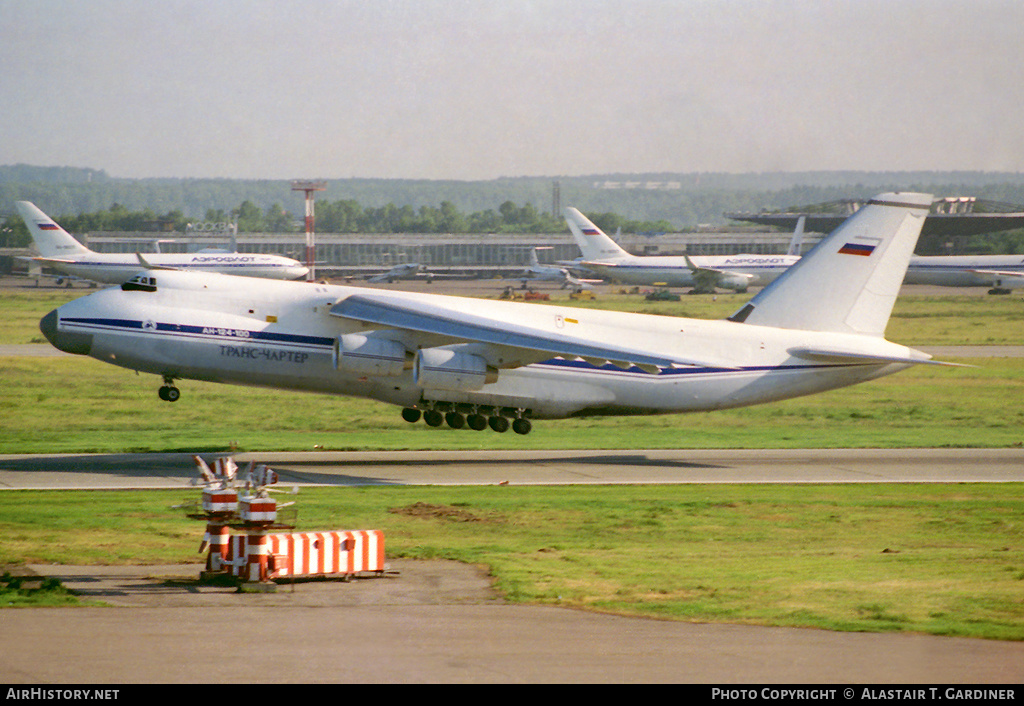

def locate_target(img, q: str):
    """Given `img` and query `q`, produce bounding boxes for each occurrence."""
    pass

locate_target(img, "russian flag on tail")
[838,241,877,256]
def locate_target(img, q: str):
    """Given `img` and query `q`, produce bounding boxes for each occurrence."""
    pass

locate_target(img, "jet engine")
[333,334,407,377]
[414,347,498,391]
[718,273,752,292]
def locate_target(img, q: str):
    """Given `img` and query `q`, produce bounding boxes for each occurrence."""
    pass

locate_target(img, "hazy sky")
[2,0,1022,180]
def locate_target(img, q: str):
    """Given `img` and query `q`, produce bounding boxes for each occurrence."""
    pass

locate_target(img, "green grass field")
[1,484,1021,639]
[2,287,1022,639]
[2,354,1023,452]
[2,288,1024,452]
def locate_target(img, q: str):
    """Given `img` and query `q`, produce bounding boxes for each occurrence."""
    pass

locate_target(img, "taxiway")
[2,448,1024,489]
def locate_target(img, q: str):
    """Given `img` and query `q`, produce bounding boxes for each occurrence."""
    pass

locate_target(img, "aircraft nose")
[40,309,93,356]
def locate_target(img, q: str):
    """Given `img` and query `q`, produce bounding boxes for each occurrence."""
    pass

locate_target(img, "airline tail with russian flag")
[564,207,633,262]
[16,201,92,260]
[729,192,934,336]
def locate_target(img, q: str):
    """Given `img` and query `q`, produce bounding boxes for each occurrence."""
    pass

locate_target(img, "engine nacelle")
[333,334,407,377]
[414,348,498,391]
[718,273,751,292]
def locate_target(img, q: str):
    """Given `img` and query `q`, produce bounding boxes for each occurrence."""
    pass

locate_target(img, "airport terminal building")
[7,196,1022,278]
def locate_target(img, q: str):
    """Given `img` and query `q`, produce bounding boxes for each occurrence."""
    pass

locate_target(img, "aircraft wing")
[568,274,604,286]
[684,254,755,291]
[330,291,708,372]
[577,260,621,277]
[136,253,178,271]
[968,269,1024,288]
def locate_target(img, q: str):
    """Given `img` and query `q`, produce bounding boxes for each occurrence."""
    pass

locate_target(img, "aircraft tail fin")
[728,192,933,336]
[786,216,806,256]
[15,201,92,259]
[564,208,632,262]
[528,246,552,268]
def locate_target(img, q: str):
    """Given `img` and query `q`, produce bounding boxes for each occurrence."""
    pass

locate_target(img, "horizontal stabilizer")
[788,347,969,367]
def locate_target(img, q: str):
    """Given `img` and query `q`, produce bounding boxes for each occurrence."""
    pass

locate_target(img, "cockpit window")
[122,275,157,292]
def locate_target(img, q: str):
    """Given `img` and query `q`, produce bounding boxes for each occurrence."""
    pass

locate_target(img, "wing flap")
[330,292,707,370]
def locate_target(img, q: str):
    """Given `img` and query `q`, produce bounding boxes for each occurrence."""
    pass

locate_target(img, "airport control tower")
[292,180,326,281]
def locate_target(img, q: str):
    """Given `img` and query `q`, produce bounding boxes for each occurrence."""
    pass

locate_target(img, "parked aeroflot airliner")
[565,208,802,293]
[16,202,309,283]
[905,254,1024,293]
[40,193,951,436]
[567,206,1024,295]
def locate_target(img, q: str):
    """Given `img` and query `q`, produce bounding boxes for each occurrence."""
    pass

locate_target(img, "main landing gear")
[158,376,180,402]
[401,403,533,435]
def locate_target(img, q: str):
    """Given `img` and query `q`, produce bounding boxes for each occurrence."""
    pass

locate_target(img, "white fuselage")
[47,252,310,283]
[44,271,917,420]
[905,255,1024,288]
[583,254,800,288]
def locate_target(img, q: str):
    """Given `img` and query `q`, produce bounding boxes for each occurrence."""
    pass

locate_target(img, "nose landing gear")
[158,376,180,402]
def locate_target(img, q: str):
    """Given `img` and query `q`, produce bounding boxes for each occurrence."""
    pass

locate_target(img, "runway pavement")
[4,316,1024,682]
[2,587,1021,684]
[2,449,1023,683]
[2,447,1024,489]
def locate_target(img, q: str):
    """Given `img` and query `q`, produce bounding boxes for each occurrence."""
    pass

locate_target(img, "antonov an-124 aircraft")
[40,192,952,435]
[16,201,310,283]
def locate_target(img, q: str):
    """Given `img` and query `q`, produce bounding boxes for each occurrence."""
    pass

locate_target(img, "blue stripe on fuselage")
[61,317,333,350]
[60,317,858,375]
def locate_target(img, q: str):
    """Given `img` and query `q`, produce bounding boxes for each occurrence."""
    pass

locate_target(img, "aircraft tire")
[488,416,510,433]
[467,414,488,431]
[445,412,466,429]
[512,418,532,435]
[401,408,422,423]
[159,386,180,402]
[423,410,444,427]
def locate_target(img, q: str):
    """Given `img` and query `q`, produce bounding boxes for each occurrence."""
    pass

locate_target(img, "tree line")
[1,198,677,249]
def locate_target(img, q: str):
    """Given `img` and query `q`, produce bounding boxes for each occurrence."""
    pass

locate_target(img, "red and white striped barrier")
[201,521,232,572]
[224,530,385,582]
